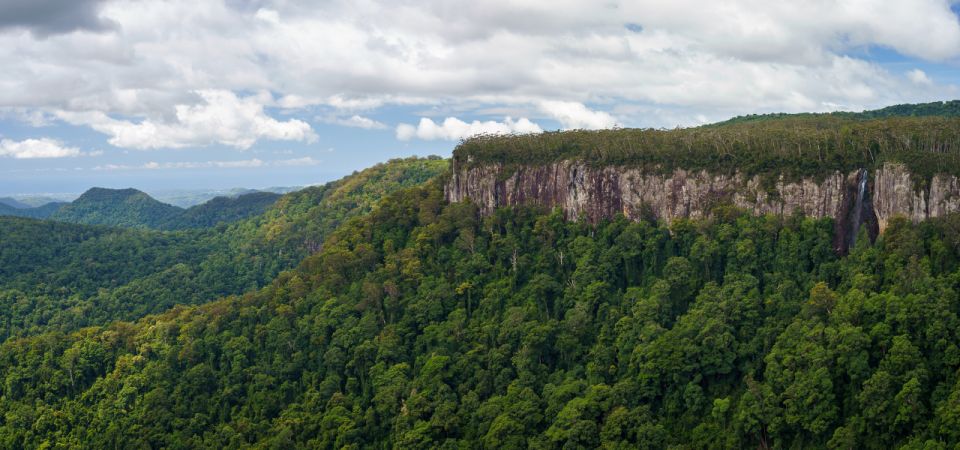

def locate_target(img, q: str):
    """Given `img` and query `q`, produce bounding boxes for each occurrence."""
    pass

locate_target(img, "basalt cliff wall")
[446,160,960,254]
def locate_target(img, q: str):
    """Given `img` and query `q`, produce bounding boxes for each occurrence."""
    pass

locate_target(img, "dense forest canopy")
[1,178,959,448]
[453,115,960,183]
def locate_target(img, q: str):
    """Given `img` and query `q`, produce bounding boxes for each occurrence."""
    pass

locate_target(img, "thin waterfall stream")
[849,168,868,248]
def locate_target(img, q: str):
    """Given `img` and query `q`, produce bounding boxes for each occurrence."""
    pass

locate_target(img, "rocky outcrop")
[446,160,960,254]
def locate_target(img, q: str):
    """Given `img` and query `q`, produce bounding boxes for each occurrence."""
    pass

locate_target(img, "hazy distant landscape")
[1,186,303,208]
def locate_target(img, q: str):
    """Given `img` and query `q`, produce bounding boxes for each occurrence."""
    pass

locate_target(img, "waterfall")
[849,168,868,248]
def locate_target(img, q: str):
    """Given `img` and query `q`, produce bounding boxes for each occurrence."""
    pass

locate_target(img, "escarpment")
[446,160,960,254]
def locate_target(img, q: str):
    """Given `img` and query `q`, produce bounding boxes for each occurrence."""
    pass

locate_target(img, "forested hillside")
[50,188,184,228]
[0,217,214,296]
[2,177,959,448]
[0,201,66,219]
[0,157,446,340]
[28,188,280,230]
[161,192,283,230]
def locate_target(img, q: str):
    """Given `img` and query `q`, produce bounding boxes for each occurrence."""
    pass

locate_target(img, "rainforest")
[3,111,960,449]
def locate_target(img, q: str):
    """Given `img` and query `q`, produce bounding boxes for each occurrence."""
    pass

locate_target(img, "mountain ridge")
[165,191,283,229]
[29,187,285,230]
[0,201,68,219]
[0,197,32,209]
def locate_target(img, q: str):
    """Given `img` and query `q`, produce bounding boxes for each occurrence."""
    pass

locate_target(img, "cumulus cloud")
[907,69,933,86]
[396,117,542,141]
[539,101,618,130]
[0,138,82,159]
[320,114,388,130]
[56,90,317,150]
[1,0,958,140]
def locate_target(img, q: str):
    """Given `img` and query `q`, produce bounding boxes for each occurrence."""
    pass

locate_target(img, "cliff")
[446,160,960,254]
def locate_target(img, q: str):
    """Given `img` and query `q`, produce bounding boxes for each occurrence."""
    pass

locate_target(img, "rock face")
[446,160,960,254]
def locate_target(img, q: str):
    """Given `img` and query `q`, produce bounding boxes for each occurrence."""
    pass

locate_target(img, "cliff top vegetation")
[453,112,960,183]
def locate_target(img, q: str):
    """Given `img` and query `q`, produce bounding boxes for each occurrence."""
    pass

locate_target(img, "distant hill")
[0,201,66,219]
[18,202,67,219]
[0,203,23,217]
[162,191,283,229]
[42,187,285,230]
[151,186,302,207]
[0,197,31,209]
[713,99,960,126]
[12,195,78,207]
[50,188,184,228]
[151,188,257,207]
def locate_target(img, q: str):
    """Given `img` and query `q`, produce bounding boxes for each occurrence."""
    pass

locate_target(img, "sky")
[1,0,959,195]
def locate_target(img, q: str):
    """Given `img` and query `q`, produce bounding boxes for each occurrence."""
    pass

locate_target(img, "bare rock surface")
[447,160,960,253]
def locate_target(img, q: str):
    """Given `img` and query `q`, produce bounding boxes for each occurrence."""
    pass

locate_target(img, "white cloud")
[56,90,316,150]
[97,159,263,170]
[254,8,280,25]
[206,159,264,168]
[0,138,82,158]
[94,156,320,171]
[321,114,388,130]
[395,124,415,140]
[907,69,933,86]
[539,101,618,130]
[396,116,542,141]
[273,156,322,166]
[0,0,958,138]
